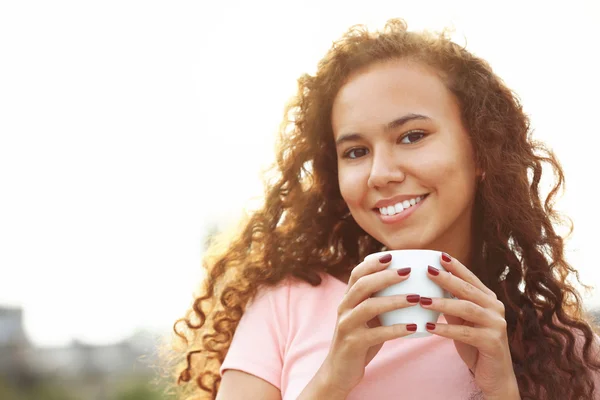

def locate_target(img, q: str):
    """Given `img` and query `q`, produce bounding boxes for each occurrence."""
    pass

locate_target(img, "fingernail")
[397,267,411,276]
[426,322,436,330]
[407,324,417,332]
[379,254,392,263]
[441,253,451,263]
[406,294,421,303]
[427,265,439,276]
[420,297,432,306]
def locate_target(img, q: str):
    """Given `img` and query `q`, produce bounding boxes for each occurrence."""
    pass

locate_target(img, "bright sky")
[1,1,599,348]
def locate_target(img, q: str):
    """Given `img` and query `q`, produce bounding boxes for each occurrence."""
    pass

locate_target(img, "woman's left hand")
[421,253,520,400]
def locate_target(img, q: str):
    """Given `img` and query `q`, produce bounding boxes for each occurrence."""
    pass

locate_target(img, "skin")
[331,59,520,399]
[332,59,479,264]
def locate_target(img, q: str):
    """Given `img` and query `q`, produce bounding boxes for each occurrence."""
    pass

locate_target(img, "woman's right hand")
[319,253,419,397]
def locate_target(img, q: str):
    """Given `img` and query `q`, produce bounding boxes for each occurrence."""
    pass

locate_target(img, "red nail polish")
[427,265,439,276]
[379,254,392,263]
[441,253,451,263]
[397,267,411,276]
[407,324,417,332]
[426,322,436,330]
[420,297,432,306]
[406,294,420,303]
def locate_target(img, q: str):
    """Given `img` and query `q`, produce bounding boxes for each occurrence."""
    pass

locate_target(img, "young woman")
[167,19,600,399]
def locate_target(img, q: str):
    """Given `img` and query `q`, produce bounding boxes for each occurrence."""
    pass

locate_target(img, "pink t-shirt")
[220,272,477,399]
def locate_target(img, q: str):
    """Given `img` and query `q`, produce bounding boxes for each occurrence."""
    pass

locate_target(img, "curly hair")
[164,19,600,399]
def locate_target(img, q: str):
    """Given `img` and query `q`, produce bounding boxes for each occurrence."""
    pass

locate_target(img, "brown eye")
[399,131,426,144]
[343,148,369,159]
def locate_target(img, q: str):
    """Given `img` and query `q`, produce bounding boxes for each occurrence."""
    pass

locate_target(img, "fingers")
[337,253,416,334]
[423,254,509,355]
[424,323,507,352]
[363,323,418,347]
[438,253,497,299]
[420,297,506,329]
[338,294,420,334]
[428,260,499,310]
[343,254,411,310]
[346,253,392,291]
[355,294,421,325]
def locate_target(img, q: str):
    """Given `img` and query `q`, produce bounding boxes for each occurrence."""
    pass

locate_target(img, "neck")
[428,207,475,269]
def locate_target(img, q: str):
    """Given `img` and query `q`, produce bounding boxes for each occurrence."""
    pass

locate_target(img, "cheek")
[419,136,476,184]
[338,167,366,205]
[427,154,477,199]
[407,149,456,187]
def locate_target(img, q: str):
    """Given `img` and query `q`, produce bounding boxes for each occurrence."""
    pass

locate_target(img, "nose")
[367,148,406,189]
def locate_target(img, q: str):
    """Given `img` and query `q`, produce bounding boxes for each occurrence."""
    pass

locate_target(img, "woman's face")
[331,59,480,255]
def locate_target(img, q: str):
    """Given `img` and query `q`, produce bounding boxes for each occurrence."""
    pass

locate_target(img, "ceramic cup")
[366,249,451,338]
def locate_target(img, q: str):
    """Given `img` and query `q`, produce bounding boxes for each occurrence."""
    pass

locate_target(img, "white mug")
[366,249,452,338]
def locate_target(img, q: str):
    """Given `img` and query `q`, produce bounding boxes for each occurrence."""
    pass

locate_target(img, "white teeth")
[394,203,404,213]
[378,195,427,216]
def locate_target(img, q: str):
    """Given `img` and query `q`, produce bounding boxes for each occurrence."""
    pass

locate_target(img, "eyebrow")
[335,113,431,147]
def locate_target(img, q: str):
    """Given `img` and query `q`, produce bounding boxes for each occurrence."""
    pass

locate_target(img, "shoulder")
[242,271,344,325]
[257,271,341,298]
[247,271,343,319]
[286,271,345,302]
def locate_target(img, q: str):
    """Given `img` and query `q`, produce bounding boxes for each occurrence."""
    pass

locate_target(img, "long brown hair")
[164,19,600,399]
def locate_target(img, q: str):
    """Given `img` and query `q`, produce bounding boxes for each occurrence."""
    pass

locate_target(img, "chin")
[378,236,434,251]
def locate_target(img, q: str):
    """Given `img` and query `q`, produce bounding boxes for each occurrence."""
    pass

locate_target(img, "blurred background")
[1,1,599,399]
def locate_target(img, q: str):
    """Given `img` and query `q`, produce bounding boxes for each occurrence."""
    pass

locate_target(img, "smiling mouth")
[373,193,430,216]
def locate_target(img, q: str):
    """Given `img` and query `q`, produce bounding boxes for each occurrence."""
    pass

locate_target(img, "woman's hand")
[420,253,520,400]
[314,253,420,397]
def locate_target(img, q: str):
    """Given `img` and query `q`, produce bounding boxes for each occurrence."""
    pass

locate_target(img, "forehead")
[331,60,458,136]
